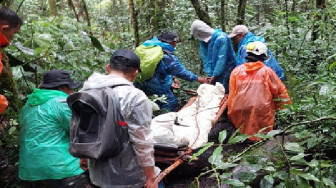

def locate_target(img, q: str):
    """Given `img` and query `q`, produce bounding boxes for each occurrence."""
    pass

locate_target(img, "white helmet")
[246,41,267,56]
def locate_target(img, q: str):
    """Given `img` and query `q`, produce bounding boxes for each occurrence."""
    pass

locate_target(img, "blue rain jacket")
[237,32,285,80]
[140,37,198,111]
[199,30,237,93]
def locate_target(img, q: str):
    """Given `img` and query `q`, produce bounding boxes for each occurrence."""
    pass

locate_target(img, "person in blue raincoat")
[138,31,207,111]
[228,25,285,80]
[190,19,237,93]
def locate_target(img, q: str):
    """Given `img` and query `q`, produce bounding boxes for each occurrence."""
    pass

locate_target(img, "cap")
[158,31,180,44]
[228,25,248,38]
[110,49,141,72]
[40,70,81,89]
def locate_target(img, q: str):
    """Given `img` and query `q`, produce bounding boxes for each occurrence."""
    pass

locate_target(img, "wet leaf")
[228,134,249,144]
[218,130,227,143]
[260,175,274,188]
[237,172,256,183]
[290,153,306,161]
[322,177,336,187]
[222,179,245,187]
[189,142,213,162]
[11,66,24,80]
[284,142,304,153]
[298,173,320,182]
[89,35,104,51]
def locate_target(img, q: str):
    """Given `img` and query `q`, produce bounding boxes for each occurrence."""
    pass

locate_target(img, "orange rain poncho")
[0,32,10,114]
[228,62,291,141]
[0,94,8,114]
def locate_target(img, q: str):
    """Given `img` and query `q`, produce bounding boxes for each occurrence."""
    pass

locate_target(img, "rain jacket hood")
[190,19,215,42]
[81,72,133,91]
[238,32,265,50]
[237,32,285,80]
[143,37,175,52]
[27,89,68,106]
[244,61,264,72]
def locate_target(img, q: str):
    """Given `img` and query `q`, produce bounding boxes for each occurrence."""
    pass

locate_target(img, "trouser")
[26,172,94,188]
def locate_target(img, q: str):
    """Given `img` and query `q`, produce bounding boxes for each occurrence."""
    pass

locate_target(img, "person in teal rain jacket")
[138,31,207,111]
[190,19,237,93]
[228,25,285,80]
[19,70,91,187]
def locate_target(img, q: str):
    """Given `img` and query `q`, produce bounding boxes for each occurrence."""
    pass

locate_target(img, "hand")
[144,178,158,188]
[206,76,216,84]
[197,77,207,84]
[80,158,89,171]
[171,78,180,89]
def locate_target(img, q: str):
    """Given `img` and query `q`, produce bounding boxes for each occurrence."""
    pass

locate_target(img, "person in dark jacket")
[138,31,207,111]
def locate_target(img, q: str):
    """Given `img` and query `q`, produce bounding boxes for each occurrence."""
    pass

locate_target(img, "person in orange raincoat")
[0,6,22,174]
[228,41,291,141]
[0,6,22,114]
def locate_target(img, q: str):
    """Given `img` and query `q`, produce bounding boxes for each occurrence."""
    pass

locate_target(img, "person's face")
[170,41,177,48]
[232,34,244,46]
[58,85,74,95]
[0,24,21,41]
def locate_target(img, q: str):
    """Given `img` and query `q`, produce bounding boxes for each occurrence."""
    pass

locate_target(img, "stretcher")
[154,94,228,183]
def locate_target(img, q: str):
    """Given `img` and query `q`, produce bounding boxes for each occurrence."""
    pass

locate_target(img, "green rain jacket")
[18,89,83,180]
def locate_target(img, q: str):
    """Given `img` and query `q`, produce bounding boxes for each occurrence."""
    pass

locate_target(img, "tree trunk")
[220,0,226,31]
[237,0,247,24]
[128,0,139,47]
[68,0,80,22]
[149,0,166,34]
[48,0,58,17]
[81,0,91,28]
[256,2,260,25]
[311,0,326,72]
[0,50,20,112]
[73,0,85,21]
[312,0,325,41]
[291,0,296,12]
[190,0,212,26]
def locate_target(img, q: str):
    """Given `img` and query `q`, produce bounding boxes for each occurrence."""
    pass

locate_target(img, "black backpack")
[66,85,129,159]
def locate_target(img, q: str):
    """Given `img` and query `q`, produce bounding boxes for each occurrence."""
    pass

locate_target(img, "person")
[18,70,91,187]
[80,49,157,188]
[0,6,22,113]
[227,41,291,141]
[190,19,237,93]
[228,25,285,80]
[137,31,207,111]
[0,5,22,177]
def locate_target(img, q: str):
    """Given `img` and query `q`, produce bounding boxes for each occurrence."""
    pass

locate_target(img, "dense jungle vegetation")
[0,0,336,187]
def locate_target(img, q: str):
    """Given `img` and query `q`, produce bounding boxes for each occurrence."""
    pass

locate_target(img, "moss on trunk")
[0,49,20,112]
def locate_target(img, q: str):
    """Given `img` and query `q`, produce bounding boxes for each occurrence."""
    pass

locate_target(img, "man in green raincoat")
[18,70,91,187]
